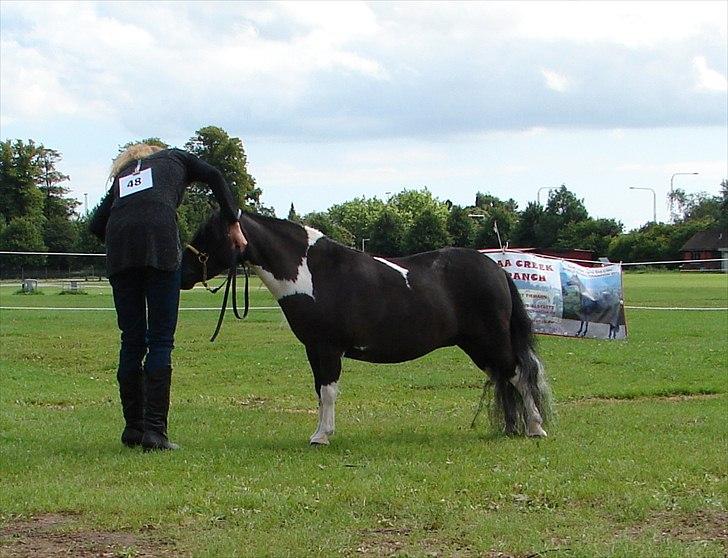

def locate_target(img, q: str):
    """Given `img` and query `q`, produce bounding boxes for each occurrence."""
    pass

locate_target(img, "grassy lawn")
[0,272,726,557]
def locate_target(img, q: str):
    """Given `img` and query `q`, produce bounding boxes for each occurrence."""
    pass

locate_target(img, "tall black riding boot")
[118,370,145,447]
[141,367,179,451]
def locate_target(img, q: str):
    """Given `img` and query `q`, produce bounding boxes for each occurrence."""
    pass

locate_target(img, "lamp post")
[669,172,698,219]
[629,187,657,223]
[537,187,552,205]
[361,238,370,252]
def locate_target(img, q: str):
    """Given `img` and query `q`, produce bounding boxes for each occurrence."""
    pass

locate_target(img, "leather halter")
[185,243,249,341]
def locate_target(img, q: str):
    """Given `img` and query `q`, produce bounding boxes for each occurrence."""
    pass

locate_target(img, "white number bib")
[119,167,154,198]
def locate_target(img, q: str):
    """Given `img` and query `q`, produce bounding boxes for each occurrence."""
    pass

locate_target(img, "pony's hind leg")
[460,339,520,435]
[509,351,548,437]
[306,345,342,446]
[495,378,520,435]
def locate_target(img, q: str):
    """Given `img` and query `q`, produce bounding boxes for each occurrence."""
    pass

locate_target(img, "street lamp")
[361,238,370,252]
[537,187,552,205]
[629,187,657,223]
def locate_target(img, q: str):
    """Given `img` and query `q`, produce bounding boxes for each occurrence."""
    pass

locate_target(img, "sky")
[1,0,726,232]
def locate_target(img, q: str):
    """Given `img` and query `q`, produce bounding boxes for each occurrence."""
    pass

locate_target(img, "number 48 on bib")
[119,167,154,198]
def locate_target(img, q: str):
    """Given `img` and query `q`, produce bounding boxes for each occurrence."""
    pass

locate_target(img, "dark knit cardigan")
[89,148,238,277]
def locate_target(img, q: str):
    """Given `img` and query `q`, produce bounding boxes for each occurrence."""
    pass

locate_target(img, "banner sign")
[481,250,626,339]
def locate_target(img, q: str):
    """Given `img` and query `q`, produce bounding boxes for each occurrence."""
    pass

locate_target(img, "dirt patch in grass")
[353,525,520,557]
[0,513,178,558]
[565,392,723,406]
[624,509,728,548]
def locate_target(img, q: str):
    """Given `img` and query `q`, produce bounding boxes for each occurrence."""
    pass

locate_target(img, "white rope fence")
[2,250,727,267]
[1,250,725,313]
[0,250,106,257]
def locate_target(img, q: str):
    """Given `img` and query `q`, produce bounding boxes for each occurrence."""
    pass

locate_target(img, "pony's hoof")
[527,424,548,437]
[309,434,330,446]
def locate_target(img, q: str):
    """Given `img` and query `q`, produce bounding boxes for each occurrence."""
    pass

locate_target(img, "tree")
[0,139,46,224]
[0,139,80,264]
[38,147,78,221]
[720,180,728,229]
[545,185,589,222]
[43,215,78,253]
[185,126,260,209]
[447,205,476,247]
[513,186,589,249]
[287,203,302,223]
[0,216,46,267]
[303,211,354,246]
[669,187,723,225]
[512,201,544,247]
[405,208,451,254]
[555,218,623,256]
[389,188,449,229]
[606,220,710,263]
[327,197,385,248]
[475,192,518,213]
[182,126,261,239]
[368,207,406,256]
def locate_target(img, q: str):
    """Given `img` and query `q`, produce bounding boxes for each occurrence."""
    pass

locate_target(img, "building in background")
[680,230,728,271]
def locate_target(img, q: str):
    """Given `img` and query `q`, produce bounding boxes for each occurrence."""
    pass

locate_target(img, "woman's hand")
[228,222,248,252]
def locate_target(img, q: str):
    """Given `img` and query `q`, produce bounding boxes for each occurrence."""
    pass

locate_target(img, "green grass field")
[1,272,726,557]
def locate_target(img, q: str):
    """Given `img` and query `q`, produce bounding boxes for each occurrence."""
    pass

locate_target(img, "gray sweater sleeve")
[88,187,114,241]
[179,150,239,224]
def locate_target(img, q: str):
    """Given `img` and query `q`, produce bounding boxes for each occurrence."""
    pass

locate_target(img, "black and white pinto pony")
[181,211,553,444]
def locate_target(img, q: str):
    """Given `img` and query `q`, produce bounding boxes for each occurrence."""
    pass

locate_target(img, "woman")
[90,143,247,451]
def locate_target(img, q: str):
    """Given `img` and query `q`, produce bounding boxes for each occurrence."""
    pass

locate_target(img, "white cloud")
[508,1,727,48]
[615,160,727,177]
[694,56,728,92]
[0,1,726,141]
[541,69,571,92]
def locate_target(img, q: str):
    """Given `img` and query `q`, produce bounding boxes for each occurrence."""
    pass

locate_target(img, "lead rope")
[209,254,249,342]
[470,379,492,429]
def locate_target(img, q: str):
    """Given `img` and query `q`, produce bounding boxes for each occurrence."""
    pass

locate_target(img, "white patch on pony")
[251,227,324,300]
[251,226,323,301]
[373,257,411,289]
[252,260,315,301]
[310,382,338,445]
[305,226,324,246]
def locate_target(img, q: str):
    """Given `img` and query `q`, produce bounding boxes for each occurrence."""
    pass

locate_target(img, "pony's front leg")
[306,346,342,446]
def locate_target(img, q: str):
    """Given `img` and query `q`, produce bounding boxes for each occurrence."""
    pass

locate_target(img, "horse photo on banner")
[481,250,627,340]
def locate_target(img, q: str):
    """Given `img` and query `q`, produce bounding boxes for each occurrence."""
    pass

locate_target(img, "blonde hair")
[110,143,163,179]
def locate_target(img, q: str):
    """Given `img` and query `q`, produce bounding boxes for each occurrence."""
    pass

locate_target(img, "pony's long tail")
[488,274,554,434]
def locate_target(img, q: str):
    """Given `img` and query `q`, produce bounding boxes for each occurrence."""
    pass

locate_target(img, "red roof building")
[679,229,728,271]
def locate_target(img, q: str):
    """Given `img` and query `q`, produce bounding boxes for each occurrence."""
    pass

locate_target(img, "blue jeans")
[110,267,181,379]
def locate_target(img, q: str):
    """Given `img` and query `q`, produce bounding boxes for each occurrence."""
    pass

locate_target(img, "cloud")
[1,1,726,141]
[507,1,726,47]
[694,56,728,92]
[615,160,727,177]
[541,69,571,92]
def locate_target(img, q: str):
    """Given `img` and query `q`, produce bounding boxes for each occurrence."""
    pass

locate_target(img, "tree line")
[291,183,727,263]
[1,126,726,275]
